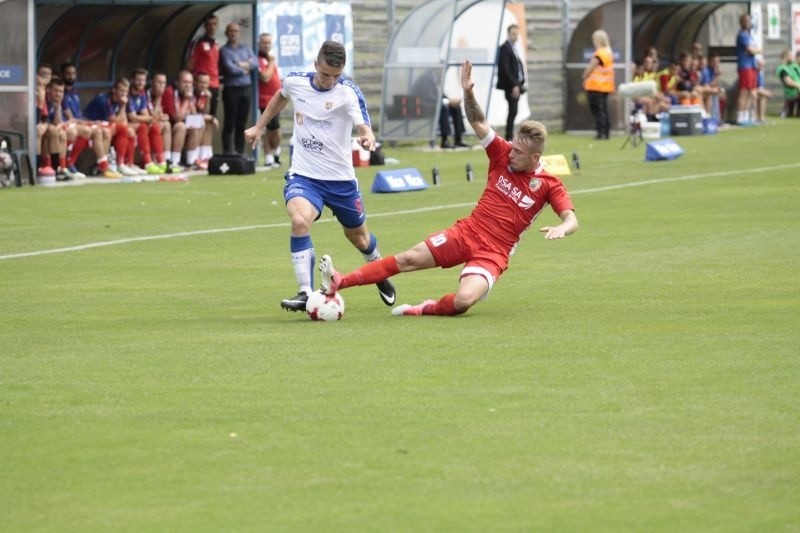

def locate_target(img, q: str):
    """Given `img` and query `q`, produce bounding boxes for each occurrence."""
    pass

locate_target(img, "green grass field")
[2,121,798,531]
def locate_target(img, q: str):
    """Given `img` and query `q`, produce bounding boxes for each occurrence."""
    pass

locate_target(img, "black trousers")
[587,90,610,138]
[222,85,251,154]
[504,90,520,140]
[439,103,465,144]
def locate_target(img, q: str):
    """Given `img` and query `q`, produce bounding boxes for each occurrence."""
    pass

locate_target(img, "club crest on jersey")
[529,178,542,191]
[325,101,333,110]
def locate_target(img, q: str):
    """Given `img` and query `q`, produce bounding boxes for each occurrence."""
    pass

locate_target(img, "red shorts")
[738,68,757,91]
[424,221,509,289]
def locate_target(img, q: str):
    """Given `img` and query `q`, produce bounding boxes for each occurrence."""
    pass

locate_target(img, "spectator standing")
[186,14,221,118]
[316,60,578,317]
[583,29,615,140]
[257,32,283,168]
[219,22,257,155]
[735,13,760,125]
[243,41,396,312]
[496,24,526,140]
[412,69,468,149]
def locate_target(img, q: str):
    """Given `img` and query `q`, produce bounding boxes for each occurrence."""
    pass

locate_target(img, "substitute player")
[318,60,578,317]
[244,40,396,312]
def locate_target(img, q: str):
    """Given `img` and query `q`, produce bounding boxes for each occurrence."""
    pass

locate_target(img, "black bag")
[208,154,256,175]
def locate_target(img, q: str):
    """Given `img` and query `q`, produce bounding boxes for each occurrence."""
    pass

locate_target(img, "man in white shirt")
[244,41,396,312]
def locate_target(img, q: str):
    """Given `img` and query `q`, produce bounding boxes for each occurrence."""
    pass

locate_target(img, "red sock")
[126,133,136,165]
[149,123,163,162]
[113,125,128,160]
[341,256,400,288]
[59,155,67,169]
[136,124,151,164]
[68,136,89,166]
[422,293,463,316]
[97,158,109,171]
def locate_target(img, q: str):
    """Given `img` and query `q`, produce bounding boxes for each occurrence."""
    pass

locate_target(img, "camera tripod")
[620,108,644,149]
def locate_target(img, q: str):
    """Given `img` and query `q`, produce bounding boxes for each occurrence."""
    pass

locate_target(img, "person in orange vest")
[583,29,615,140]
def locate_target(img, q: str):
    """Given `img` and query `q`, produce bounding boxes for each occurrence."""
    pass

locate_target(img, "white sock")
[291,248,315,294]
[161,151,170,163]
[201,146,213,160]
[186,148,199,165]
[266,154,275,165]
[171,152,181,165]
[274,146,281,157]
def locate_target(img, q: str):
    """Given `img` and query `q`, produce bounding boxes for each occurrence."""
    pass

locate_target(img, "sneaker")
[118,164,139,176]
[280,291,309,312]
[145,162,163,175]
[102,168,122,178]
[376,278,396,306]
[191,159,208,171]
[271,161,281,169]
[64,165,86,180]
[391,299,436,316]
[37,165,56,177]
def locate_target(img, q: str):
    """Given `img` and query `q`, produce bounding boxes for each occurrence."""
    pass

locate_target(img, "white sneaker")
[391,299,436,316]
[64,166,87,180]
[119,164,139,176]
[318,254,342,295]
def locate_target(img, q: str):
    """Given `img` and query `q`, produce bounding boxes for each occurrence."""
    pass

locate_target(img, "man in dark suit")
[496,24,526,140]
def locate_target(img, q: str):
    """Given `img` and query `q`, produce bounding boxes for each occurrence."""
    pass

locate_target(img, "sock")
[125,135,136,165]
[59,155,67,170]
[149,124,163,161]
[290,235,315,294]
[186,148,199,165]
[200,145,213,160]
[265,153,275,165]
[359,233,381,262]
[113,130,128,164]
[97,156,109,172]
[341,256,399,289]
[161,151,170,163]
[68,136,89,166]
[422,293,463,316]
[274,147,281,164]
[137,124,151,163]
[41,154,52,168]
[171,152,181,165]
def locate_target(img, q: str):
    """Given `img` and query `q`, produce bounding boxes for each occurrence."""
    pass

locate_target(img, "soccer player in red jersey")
[319,60,578,317]
[186,14,221,118]
[257,32,282,168]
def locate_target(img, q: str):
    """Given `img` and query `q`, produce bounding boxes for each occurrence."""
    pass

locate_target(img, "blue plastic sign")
[0,65,24,85]
[645,139,684,161]
[371,168,429,193]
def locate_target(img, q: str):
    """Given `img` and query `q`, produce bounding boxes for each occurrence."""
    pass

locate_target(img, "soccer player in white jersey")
[244,41,396,312]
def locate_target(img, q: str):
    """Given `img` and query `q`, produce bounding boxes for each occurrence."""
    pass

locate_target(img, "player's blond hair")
[517,120,546,154]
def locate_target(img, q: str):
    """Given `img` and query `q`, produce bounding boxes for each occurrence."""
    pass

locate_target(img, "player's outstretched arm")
[539,210,579,240]
[460,60,490,140]
[245,92,289,148]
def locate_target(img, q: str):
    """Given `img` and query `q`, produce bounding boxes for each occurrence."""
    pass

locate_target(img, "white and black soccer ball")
[305,290,345,321]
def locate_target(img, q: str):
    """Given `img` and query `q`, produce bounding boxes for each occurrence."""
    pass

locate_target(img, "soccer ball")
[305,290,345,321]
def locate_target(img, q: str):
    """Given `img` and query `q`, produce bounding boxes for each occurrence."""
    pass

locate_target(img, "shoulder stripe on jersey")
[339,78,371,126]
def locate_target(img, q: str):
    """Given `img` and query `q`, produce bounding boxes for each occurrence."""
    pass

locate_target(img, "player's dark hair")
[131,67,149,79]
[318,41,346,68]
[60,61,76,73]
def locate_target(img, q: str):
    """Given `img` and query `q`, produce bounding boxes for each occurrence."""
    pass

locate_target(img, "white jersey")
[282,72,371,181]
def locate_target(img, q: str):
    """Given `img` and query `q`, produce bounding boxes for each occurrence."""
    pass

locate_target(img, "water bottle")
[465,162,474,182]
[572,152,580,170]
[432,166,440,186]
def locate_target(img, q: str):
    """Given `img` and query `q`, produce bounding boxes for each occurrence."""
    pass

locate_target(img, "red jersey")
[190,36,220,88]
[161,84,196,124]
[258,54,282,108]
[466,130,574,254]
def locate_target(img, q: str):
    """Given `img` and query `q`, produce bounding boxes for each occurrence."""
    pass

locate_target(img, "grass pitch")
[1,121,799,531]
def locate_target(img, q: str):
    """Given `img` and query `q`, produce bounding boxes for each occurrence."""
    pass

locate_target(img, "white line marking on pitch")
[2,162,798,261]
